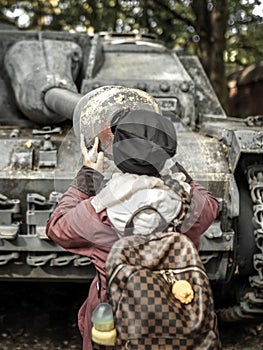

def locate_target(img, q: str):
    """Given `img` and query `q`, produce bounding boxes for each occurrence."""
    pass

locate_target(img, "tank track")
[219,163,263,321]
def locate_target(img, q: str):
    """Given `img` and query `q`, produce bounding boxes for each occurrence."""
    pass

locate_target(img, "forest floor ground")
[0,282,263,350]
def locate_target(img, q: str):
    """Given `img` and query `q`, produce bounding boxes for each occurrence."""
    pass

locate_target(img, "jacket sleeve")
[178,180,219,250]
[46,166,118,256]
[172,162,219,250]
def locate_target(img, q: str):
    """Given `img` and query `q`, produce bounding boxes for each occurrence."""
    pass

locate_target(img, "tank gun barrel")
[44,88,82,121]
[4,35,84,125]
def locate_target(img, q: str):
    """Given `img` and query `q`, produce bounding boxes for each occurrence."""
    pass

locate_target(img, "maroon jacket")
[46,165,219,350]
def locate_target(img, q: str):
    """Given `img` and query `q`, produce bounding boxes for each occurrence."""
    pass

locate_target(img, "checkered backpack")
[106,222,221,349]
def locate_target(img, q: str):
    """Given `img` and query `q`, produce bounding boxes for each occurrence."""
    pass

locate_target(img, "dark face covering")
[112,109,177,176]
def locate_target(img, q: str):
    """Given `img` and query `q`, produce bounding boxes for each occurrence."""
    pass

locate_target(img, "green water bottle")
[91,303,116,346]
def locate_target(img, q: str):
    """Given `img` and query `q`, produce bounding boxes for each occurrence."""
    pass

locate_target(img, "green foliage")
[0,0,262,72]
[1,0,261,112]
[226,0,263,72]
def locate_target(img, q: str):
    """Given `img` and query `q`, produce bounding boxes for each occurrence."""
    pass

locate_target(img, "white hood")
[91,172,190,235]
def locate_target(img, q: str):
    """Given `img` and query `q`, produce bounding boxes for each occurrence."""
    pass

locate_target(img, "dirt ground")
[1,282,263,350]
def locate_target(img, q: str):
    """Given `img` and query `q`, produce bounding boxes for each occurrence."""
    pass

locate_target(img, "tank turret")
[0,30,263,322]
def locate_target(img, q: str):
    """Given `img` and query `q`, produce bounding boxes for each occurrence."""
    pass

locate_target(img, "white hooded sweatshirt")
[91,171,190,235]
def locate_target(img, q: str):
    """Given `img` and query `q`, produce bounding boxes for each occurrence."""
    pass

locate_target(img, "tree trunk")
[192,0,230,113]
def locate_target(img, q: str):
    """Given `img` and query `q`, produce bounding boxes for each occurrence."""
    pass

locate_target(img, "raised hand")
[81,134,104,173]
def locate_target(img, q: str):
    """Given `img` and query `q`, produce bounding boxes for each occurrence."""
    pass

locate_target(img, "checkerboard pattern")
[106,231,221,349]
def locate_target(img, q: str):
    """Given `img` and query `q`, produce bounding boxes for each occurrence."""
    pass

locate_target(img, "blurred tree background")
[0,0,262,113]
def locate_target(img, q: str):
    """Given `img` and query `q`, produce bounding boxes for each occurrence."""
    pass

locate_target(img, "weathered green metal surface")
[0,30,263,321]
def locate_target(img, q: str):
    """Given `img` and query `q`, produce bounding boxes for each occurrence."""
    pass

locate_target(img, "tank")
[0,30,262,322]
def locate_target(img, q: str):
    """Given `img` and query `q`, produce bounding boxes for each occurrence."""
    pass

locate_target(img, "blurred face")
[98,125,114,158]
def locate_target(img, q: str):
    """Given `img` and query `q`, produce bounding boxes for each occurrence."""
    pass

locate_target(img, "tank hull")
[0,30,263,321]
